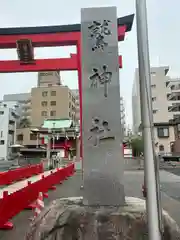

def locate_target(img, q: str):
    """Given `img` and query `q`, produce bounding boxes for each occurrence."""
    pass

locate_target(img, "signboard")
[81,7,125,206]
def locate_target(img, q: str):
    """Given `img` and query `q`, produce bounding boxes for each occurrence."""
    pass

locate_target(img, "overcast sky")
[0,0,180,128]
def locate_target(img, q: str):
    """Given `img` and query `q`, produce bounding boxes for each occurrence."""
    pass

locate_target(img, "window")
[153,110,157,114]
[51,91,56,96]
[174,114,180,119]
[50,110,56,116]
[48,84,52,87]
[69,102,71,108]
[0,111,4,115]
[41,101,47,107]
[157,127,169,138]
[30,134,37,140]
[159,145,164,152]
[41,111,47,116]
[42,91,48,97]
[176,124,180,133]
[0,140,4,145]
[72,97,75,103]
[0,131,3,138]
[40,72,52,76]
[151,72,156,76]
[9,120,15,125]
[69,112,71,117]
[152,97,156,102]
[50,101,56,106]
[151,84,156,88]
[17,134,23,141]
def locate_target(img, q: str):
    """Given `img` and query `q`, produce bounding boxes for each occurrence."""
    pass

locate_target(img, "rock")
[25,197,180,240]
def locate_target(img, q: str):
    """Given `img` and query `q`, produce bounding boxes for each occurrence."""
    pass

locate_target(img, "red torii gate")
[0,14,134,157]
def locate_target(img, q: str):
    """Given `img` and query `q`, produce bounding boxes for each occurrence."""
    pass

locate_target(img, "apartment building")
[3,93,31,102]
[0,103,19,159]
[31,85,76,126]
[16,84,77,148]
[4,72,76,149]
[71,89,80,123]
[3,93,31,126]
[31,71,76,126]
[120,97,126,136]
[167,79,180,119]
[132,66,179,153]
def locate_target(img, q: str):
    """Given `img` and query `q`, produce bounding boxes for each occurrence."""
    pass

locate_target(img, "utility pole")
[136,0,161,239]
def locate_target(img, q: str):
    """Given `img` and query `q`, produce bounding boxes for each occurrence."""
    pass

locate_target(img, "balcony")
[169,80,180,92]
[22,109,31,116]
[168,103,180,114]
[8,124,15,131]
[173,114,180,120]
[76,106,80,112]
[167,92,180,103]
[75,112,80,120]
[22,103,31,109]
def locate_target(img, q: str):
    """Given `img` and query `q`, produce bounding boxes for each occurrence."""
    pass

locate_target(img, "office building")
[132,66,180,153]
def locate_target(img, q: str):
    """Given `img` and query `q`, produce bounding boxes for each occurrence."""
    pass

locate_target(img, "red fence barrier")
[0,164,43,185]
[0,163,74,228]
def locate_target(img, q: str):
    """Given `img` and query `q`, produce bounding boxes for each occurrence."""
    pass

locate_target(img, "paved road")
[165,167,180,176]
[1,170,180,239]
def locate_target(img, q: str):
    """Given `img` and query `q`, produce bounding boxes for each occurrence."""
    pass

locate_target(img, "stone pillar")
[81,7,125,206]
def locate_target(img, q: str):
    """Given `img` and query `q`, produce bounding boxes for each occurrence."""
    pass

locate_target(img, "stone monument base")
[26,197,180,239]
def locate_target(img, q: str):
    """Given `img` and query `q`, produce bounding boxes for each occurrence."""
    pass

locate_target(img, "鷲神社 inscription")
[89,65,112,97]
[88,20,112,51]
[81,6,125,206]
[88,117,115,147]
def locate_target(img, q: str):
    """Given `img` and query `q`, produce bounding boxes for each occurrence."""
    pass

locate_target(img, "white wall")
[132,66,173,133]
[0,106,18,160]
[0,108,10,159]
[132,69,141,133]
[154,126,175,153]
[132,66,176,153]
